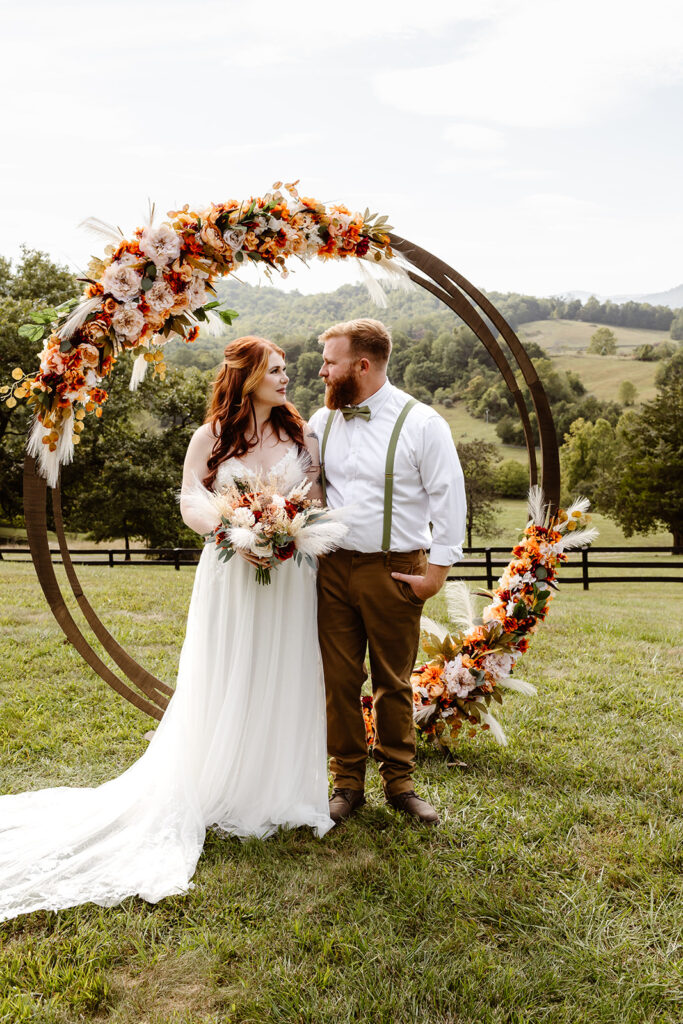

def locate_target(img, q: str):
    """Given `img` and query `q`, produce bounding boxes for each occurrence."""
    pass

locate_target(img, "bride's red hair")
[203,336,306,489]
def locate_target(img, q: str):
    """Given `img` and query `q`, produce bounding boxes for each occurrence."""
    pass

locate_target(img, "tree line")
[1,249,680,549]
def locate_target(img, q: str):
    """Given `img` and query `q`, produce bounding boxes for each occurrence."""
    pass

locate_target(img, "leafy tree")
[618,380,638,406]
[601,350,683,549]
[587,327,617,355]
[61,361,210,552]
[559,417,618,507]
[455,439,501,547]
[495,459,529,498]
[670,311,683,341]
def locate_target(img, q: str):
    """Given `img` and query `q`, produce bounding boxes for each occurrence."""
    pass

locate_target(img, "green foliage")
[559,417,619,507]
[618,379,638,406]
[587,326,617,355]
[669,310,683,340]
[606,351,683,549]
[495,459,529,498]
[456,439,501,547]
[60,361,210,549]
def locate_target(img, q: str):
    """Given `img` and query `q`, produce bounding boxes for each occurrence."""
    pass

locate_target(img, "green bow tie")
[340,405,371,421]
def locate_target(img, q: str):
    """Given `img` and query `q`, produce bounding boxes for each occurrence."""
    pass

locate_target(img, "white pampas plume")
[414,703,439,728]
[527,484,547,526]
[356,258,388,307]
[129,352,148,391]
[479,710,508,746]
[294,516,349,558]
[229,526,260,552]
[558,526,600,551]
[445,580,477,631]
[26,414,74,488]
[420,616,449,642]
[498,677,538,696]
[355,252,415,307]
[78,217,125,245]
[57,296,102,341]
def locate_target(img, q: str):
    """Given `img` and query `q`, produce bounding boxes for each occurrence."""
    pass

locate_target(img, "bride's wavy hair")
[203,336,306,489]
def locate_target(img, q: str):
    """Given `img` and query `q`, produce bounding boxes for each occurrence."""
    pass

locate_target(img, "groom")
[309,318,466,825]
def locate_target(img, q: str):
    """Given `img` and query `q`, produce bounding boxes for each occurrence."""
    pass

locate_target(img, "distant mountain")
[562,284,683,309]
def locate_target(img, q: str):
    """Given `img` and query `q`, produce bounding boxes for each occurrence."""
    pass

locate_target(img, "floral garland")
[3,181,401,487]
[362,491,598,750]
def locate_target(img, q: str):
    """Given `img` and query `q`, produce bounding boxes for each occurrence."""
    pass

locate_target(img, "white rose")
[222,227,247,251]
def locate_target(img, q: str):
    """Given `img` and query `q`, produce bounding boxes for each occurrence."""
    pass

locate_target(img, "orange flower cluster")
[6,182,395,479]
[360,504,594,750]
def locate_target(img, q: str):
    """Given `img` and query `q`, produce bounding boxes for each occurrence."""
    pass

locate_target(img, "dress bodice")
[215,445,307,492]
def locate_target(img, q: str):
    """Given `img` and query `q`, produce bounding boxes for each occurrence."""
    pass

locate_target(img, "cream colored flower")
[102,262,142,302]
[139,224,181,267]
[145,279,175,314]
[186,275,207,311]
[79,343,100,369]
[112,303,145,341]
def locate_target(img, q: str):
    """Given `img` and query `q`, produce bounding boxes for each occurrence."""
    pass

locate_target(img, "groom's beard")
[324,370,363,409]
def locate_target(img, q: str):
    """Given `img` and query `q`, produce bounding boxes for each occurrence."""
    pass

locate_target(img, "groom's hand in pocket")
[391,563,450,601]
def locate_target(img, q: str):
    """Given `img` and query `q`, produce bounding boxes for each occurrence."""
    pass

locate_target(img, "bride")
[0,335,335,924]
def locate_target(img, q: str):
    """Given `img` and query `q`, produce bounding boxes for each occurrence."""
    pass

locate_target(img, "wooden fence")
[1,546,681,588]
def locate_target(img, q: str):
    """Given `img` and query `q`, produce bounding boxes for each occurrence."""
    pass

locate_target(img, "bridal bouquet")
[184,463,348,585]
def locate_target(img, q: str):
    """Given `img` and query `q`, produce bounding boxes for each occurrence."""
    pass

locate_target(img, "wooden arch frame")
[22,235,560,720]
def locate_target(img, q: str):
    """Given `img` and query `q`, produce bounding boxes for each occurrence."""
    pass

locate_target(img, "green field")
[550,354,660,404]
[1,563,681,1024]
[518,318,670,355]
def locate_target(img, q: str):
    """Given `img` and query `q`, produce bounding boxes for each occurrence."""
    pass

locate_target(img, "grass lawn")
[1,561,681,1024]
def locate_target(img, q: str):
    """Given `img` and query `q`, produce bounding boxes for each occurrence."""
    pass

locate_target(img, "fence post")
[174,548,180,571]
[108,549,114,568]
[485,548,493,590]
[582,547,589,591]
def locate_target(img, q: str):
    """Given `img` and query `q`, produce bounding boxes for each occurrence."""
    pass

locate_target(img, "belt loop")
[383,550,391,568]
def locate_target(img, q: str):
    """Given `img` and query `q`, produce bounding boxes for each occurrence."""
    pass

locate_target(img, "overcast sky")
[2,0,682,299]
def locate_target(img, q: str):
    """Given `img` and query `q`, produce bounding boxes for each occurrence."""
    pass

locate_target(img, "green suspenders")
[319,398,418,552]
[381,398,417,550]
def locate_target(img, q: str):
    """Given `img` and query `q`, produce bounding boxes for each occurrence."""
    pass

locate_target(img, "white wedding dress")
[0,449,333,923]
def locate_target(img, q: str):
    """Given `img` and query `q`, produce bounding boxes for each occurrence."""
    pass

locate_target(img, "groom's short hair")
[318,318,392,365]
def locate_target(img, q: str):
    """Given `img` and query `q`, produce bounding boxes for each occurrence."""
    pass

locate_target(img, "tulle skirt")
[0,545,333,922]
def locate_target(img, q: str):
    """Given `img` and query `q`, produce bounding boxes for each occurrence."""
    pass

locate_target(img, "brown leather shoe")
[387,790,440,825]
[329,788,365,823]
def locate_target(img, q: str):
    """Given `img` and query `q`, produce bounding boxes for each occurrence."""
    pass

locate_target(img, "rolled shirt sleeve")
[417,414,467,566]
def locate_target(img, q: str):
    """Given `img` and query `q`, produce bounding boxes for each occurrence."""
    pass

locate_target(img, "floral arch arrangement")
[6,180,578,726]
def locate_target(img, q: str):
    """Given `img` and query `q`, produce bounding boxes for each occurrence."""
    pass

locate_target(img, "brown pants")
[316,548,428,797]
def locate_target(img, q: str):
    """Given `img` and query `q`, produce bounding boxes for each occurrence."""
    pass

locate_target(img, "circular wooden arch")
[23,235,560,720]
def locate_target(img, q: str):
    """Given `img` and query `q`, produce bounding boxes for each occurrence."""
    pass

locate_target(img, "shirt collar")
[360,378,393,416]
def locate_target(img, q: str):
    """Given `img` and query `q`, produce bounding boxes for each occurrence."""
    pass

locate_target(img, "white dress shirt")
[309,380,466,565]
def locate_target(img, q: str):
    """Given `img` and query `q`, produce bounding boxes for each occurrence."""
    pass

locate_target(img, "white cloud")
[374,0,683,127]
[442,123,505,151]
